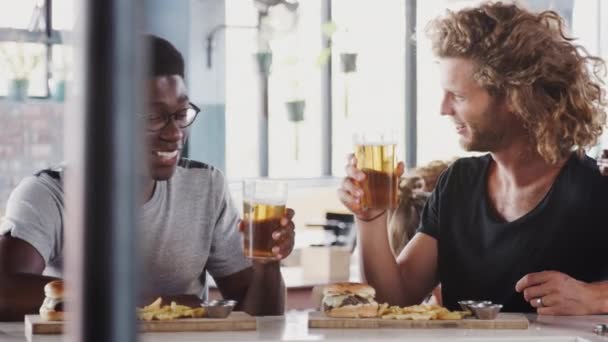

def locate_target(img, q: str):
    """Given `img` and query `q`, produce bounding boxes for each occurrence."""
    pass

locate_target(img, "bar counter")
[3,311,608,342]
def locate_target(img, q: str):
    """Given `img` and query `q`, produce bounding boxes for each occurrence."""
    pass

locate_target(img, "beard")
[460,122,508,152]
[458,101,516,152]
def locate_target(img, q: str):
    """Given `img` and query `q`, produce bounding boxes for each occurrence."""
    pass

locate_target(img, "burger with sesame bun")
[39,280,64,321]
[321,282,379,318]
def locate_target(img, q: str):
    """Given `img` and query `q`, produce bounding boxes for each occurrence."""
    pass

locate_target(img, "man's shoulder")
[173,158,226,189]
[443,154,490,179]
[425,155,489,198]
[7,167,65,207]
[34,164,66,183]
[26,165,65,194]
[556,154,608,218]
[570,153,603,175]
[563,153,608,189]
[178,158,215,171]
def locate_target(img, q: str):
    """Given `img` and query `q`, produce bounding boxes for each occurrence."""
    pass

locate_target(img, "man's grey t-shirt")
[0,159,251,298]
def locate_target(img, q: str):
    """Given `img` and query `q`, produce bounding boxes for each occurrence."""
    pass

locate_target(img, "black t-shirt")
[418,153,608,312]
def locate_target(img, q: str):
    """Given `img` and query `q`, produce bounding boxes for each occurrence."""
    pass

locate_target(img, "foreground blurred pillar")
[65,0,143,341]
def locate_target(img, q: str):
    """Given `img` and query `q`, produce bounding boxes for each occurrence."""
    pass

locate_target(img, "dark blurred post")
[65,0,142,341]
[320,0,332,176]
[405,0,417,168]
[257,13,270,178]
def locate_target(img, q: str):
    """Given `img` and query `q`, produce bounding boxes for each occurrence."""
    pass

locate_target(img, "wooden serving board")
[308,311,529,329]
[25,311,256,337]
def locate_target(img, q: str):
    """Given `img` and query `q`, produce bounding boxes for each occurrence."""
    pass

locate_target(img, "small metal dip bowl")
[457,300,492,313]
[201,299,237,318]
[470,302,503,320]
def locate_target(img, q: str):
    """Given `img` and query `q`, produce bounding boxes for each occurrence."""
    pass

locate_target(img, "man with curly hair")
[339,2,608,315]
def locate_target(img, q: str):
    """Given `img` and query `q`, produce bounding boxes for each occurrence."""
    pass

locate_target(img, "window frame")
[0,0,72,100]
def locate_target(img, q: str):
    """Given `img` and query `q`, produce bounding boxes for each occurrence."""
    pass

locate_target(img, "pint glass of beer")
[242,180,288,260]
[353,131,398,210]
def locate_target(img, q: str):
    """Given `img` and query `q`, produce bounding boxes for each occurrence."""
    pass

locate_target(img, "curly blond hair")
[427,1,607,163]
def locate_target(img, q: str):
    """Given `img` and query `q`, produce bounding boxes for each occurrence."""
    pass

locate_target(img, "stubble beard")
[460,124,507,152]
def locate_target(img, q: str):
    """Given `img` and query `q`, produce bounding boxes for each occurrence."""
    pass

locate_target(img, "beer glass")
[242,179,288,260]
[353,131,398,210]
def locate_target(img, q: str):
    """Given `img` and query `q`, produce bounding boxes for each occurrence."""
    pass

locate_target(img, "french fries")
[377,303,471,321]
[136,297,206,321]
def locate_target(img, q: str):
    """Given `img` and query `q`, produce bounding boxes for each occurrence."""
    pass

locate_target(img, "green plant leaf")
[321,21,337,38]
[316,48,331,67]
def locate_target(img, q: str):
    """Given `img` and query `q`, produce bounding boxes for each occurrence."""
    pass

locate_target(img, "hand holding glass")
[242,180,288,260]
[353,132,399,210]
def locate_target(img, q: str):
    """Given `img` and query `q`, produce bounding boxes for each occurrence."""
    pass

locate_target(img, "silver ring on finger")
[535,297,544,307]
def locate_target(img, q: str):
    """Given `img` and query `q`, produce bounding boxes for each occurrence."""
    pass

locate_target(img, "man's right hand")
[337,153,405,221]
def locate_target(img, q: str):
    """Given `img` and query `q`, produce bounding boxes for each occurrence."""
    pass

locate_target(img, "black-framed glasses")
[139,102,201,132]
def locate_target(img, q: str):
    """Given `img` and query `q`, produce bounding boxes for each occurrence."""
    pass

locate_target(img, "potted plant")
[255,51,273,76]
[285,77,305,160]
[255,21,274,76]
[317,21,358,118]
[0,42,42,101]
[50,47,72,102]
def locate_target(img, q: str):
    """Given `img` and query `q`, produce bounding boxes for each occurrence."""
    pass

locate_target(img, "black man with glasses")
[0,35,295,321]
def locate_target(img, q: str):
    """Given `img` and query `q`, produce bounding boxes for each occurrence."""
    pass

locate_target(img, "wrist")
[356,210,387,223]
[589,282,608,314]
[251,259,281,271]
[595,282,608,314]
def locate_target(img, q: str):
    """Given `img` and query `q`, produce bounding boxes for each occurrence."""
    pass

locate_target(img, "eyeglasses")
[139,102,201,132]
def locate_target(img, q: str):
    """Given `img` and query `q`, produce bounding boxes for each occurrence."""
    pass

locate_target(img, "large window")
[224,0,406,180]
[225,0,325,179]
[52,0,74,30]
[267,0,323,178]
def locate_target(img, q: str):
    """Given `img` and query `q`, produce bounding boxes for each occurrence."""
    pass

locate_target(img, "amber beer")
[242,180,288,260]
[355,143,398,210]
[242,201,286,259]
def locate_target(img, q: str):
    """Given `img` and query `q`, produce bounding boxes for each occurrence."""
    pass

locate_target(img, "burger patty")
[55,302,64,312]
[323,295,371,311]
[342,295,371,306]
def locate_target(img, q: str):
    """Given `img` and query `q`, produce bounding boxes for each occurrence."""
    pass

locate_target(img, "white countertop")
[209,248,362,290]
[4,311,608,342]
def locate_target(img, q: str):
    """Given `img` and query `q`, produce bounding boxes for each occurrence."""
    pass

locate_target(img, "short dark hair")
[147,34,185,79]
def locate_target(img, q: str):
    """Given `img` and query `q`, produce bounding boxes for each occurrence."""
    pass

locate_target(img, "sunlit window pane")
[0,0,39,29]
[52,0,74,30]
[224,0,260,179]
[225,0,324,179]
[331,0,406,176]
[267,0,323,178]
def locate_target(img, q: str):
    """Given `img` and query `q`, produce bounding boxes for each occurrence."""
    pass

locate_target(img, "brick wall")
[0,101,64,213]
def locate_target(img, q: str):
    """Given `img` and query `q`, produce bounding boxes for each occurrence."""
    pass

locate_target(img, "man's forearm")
[357,215,409,306]
[0,273,58,321]
[241,262,285,316]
